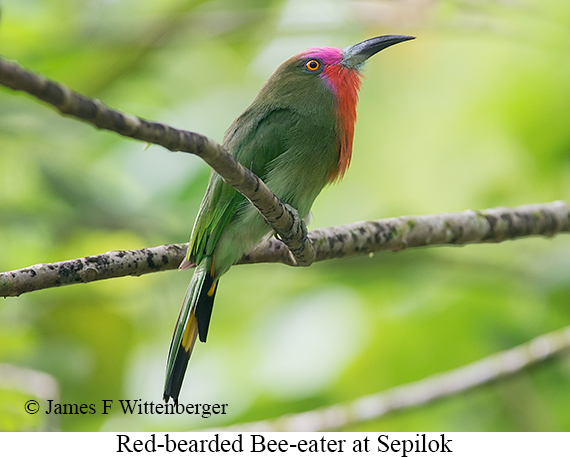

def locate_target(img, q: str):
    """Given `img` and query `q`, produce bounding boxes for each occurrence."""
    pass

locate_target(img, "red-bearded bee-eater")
[163,35,415,403]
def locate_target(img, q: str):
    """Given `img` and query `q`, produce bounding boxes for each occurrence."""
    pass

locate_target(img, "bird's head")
[257,35,415,180]
[299,34,415,88]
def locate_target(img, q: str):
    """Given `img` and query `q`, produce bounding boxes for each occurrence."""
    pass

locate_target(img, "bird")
[163,34,415,403]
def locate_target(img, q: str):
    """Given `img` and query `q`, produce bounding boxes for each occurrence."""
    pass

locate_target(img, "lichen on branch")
[1,201,568,297]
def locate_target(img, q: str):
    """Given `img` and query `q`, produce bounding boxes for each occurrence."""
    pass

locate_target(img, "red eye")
[305,59,320,71]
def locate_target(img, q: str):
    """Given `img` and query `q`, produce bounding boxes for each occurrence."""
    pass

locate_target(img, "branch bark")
[208,324,570,432]
[0,56,314,267]
[1,201,568,297]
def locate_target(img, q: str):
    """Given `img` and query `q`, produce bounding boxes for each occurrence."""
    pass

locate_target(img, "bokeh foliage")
[1,0,569,431]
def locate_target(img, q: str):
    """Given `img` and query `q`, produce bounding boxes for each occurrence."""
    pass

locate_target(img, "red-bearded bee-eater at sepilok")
[163,35,415,403]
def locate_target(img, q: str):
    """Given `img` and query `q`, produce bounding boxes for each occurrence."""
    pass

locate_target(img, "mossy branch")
[1,201,568,297]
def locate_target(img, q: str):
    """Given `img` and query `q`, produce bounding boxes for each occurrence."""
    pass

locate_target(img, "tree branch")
[209,324,570,432]
[1,201,568,297]
[0,56,314,267]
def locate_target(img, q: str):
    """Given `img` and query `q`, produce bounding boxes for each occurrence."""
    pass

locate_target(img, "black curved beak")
[342,35,415,68]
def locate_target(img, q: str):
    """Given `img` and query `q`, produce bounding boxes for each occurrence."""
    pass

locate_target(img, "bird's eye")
[305,59,321,72]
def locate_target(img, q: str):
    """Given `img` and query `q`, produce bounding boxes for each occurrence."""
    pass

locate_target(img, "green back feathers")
[186,54,340,274]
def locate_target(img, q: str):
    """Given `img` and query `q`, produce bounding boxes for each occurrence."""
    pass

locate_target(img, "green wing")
[185,108,298,269]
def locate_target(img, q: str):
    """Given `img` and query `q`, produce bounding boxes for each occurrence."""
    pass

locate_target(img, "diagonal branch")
[208,324,570,432]
[0,56,314,267]
[1,201,568,297]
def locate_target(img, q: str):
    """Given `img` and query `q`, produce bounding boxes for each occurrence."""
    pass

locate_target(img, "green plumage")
[163,57,340,403]
[188,62,339,274]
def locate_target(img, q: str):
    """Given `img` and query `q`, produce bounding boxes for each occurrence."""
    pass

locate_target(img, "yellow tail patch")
[207,281,217,297]
[181,315,198,352]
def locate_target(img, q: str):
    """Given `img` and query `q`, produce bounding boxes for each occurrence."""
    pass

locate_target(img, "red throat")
[303,47,362,182]
[322,65,361,182]
[301,47,363,182]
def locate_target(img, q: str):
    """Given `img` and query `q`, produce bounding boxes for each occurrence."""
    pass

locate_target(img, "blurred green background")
[1,0,570,432]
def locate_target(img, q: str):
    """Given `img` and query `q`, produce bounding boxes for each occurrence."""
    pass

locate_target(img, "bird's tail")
[163,257,218,404]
